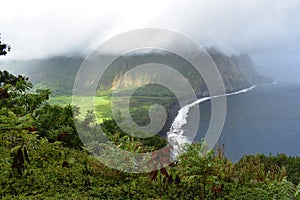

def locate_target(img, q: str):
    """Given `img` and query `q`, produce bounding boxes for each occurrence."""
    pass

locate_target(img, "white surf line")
[167,85,256,160]
[259,81,277,86]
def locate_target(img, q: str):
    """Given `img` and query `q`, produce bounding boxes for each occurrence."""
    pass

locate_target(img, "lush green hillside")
[1,70,299,200]
[0,48,273,97]
[2,38,290,199]
[0,49,274,139]
[0,56,83,95]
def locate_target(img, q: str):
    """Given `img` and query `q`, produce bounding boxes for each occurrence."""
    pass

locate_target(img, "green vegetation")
[1,70,300,199]
[49,83,176,125]
[1,38,300,199]
[49,95,112,123]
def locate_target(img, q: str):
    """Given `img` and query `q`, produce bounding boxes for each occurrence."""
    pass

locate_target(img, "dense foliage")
[244,154,300,185]
[0,36,298,199]
[1,70,300,199]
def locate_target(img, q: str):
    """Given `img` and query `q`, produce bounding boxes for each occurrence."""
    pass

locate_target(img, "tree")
[0,34,10,56]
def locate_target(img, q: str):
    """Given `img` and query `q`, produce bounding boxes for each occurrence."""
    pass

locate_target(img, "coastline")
[165,84,261,159]
[161,84,257,137]
[165,79,276,137]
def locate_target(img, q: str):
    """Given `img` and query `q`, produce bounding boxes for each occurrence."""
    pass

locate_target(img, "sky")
[0,0,300,82]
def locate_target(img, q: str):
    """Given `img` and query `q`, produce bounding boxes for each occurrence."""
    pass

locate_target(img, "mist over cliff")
[0,48,272,96]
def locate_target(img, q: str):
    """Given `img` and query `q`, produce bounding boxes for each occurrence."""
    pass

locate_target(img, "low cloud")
[0,0,300,81]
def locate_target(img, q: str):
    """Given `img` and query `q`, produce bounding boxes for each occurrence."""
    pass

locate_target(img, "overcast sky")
[1,0,300,82]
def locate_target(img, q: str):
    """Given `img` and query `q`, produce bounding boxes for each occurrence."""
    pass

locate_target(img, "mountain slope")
[0,48,272,96]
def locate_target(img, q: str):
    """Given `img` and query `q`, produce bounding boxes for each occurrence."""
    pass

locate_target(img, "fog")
[1,0,300,82]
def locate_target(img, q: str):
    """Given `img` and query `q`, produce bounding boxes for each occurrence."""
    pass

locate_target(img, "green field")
[49,94,175,124]
[49,95,112,123]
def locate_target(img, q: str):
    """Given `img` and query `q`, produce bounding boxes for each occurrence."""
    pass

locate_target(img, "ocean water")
[167,84,255,160]
[194,83,300,161]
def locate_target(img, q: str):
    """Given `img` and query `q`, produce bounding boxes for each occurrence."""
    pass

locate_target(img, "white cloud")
[0,0,300,64]
[0,0,170,59]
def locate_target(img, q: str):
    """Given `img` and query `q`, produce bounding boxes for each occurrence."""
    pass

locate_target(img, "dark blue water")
[195,83,300,161]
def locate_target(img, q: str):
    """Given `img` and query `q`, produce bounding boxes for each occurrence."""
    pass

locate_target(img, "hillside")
[0,48,272,96]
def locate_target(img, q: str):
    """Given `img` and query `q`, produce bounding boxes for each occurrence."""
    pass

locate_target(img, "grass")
[49,84,178,124]
[49,94,176,124]
[48,95,112,123]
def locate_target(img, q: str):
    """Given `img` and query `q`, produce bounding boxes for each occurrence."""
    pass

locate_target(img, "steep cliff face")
[0,48,272,96]
[213,48,274,91]
[111,48,272,98]
[0,49,272,136]
[205,48,260,94]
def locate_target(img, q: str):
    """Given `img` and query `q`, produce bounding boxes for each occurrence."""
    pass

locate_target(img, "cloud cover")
[1,0,300,81]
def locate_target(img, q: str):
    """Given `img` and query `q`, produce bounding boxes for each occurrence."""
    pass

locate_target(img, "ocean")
[168,82,300,161]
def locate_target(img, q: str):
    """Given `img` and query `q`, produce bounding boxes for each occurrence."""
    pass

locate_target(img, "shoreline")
[165,80,277,137]
[165,84,258,159]
[162,84,257,136]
